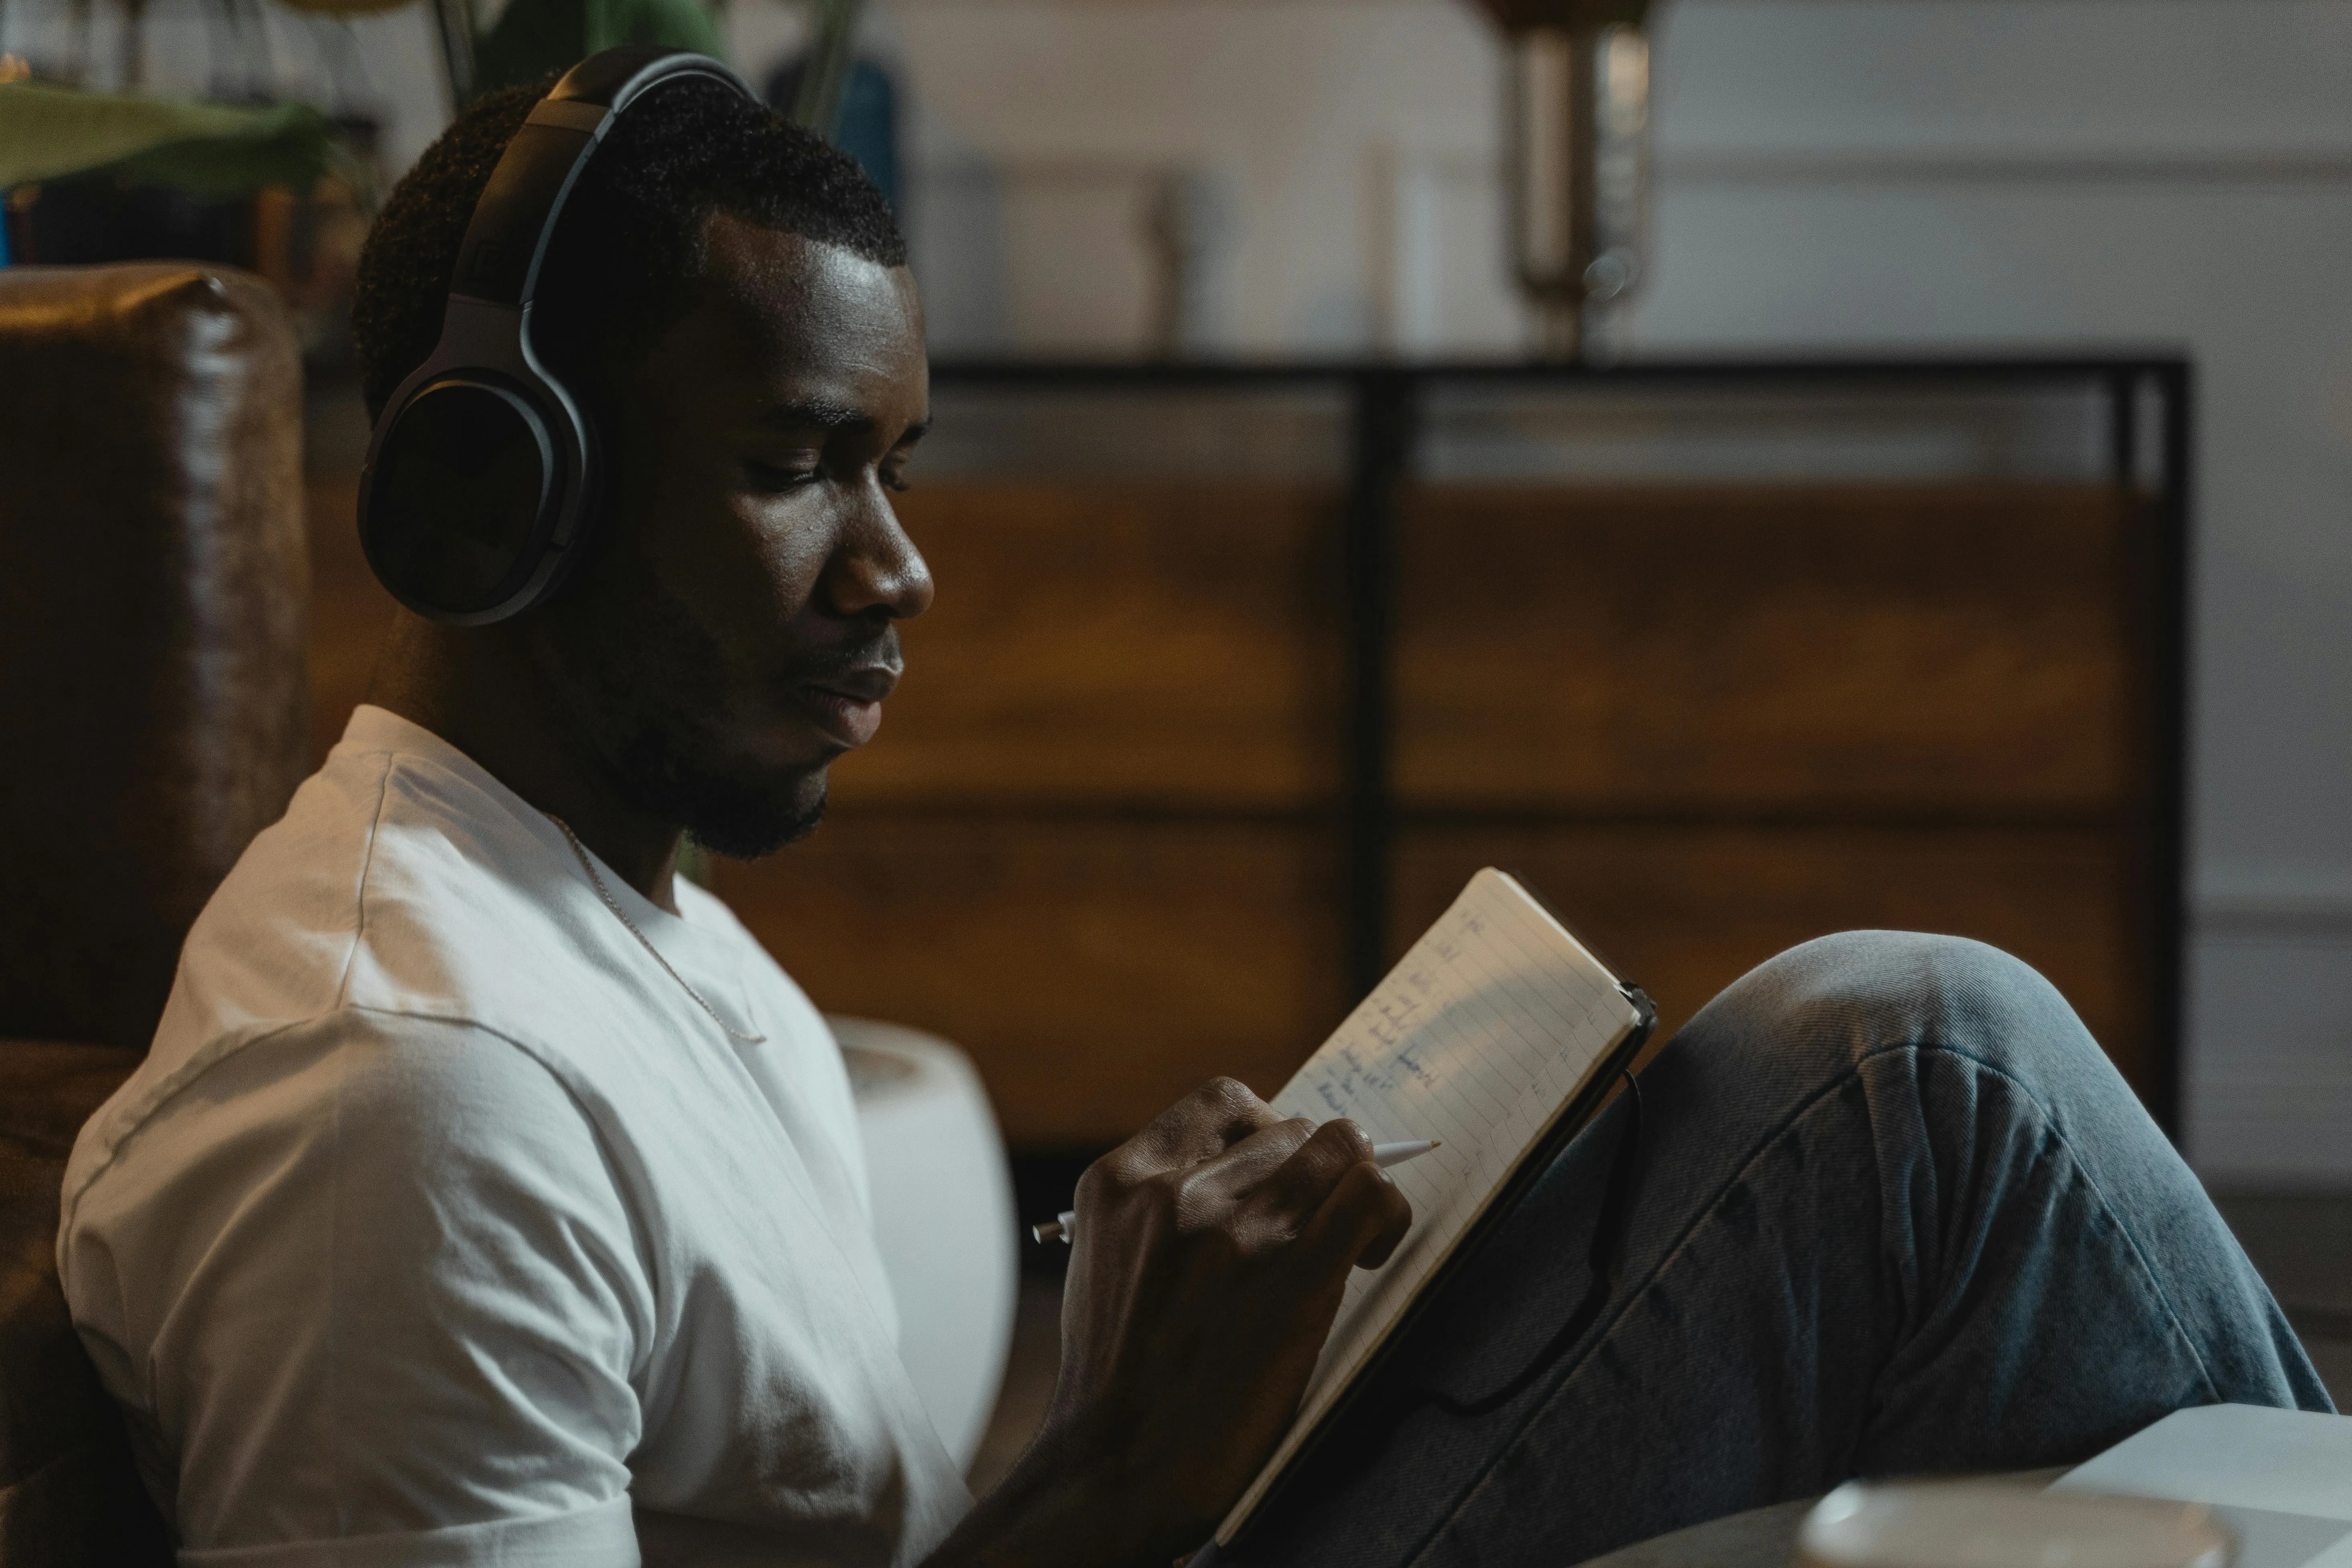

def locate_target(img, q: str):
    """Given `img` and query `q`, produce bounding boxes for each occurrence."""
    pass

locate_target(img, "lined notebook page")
[1216,868,1644,1543]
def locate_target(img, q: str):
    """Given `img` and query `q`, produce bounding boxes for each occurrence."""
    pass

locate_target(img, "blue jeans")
[1238,932,2333,1566]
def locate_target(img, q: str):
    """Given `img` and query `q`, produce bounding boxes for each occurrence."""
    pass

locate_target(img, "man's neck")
[364,611,687,913]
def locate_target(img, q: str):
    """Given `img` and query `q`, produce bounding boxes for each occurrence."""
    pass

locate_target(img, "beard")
[542,557,890,861]
[614,719,830,862]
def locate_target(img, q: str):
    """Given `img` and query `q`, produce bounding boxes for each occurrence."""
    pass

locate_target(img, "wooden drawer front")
[1393,824,2150,1100]
[717,816,1348,1146]
[830,483,1347,811]
[1395,484,2153,815]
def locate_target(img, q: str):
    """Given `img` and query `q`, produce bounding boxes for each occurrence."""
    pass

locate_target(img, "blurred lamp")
[1469,0,1651,360]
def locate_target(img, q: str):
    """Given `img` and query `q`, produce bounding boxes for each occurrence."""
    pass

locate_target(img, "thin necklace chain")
[546,814,765,1044]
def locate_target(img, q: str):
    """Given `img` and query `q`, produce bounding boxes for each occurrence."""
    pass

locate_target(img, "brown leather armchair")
[0,262,309,1563]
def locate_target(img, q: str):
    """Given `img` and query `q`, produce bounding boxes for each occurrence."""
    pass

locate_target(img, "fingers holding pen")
[1089,1112,1400,1245]
[1228,1117,1413,1265]
[1112,1077,1285,1178]
[1148,1113,1356,1247]
[1177,1115,1317,1198]
[1249,1116,1372,1221]
[1076,1082,1292,1249]
[1132,1110,1416,1252]
[1303,1157,1415,1271]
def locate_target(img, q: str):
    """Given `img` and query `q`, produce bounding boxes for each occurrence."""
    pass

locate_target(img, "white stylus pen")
[1030,1140,1440,1244]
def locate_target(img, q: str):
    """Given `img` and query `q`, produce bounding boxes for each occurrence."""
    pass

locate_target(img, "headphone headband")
[450,48,760,310]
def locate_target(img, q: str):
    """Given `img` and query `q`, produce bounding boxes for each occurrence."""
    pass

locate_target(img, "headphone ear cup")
[362,377,558,622]
[555,390,615,576]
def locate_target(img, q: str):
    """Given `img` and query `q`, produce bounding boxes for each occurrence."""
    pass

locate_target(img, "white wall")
[21,0,2343,1182]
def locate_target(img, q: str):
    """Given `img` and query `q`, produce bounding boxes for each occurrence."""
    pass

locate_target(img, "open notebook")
[1211,867,1656,1552]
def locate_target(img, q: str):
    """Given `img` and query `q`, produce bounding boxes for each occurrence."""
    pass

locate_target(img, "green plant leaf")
[0,81,342,196]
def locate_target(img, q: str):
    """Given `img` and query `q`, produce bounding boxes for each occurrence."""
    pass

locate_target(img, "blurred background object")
[468,0,721,99]
[1474,0,1651,359]
[0,79,342,193]
[832,1016,1018,1475]
[1139,163,1237,358]
[1799,1481,2231,1568]
[776,0,861,134]
[766,0,901,208]
[2051,1403,2352,1566]
[264,0,440,101]
[0,79,375,360]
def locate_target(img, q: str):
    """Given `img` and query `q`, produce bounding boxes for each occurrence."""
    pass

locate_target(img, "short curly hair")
[351,73,908,419]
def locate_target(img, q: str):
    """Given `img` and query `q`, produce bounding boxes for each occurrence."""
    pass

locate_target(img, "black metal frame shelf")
[929,355,2194,1136]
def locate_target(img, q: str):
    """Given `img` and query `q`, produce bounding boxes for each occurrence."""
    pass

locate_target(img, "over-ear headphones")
[358,46,761,626]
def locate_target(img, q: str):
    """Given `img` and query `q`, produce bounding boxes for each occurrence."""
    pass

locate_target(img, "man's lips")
[797,664,899,748]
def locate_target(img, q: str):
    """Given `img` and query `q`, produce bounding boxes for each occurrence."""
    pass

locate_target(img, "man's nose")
[823,487,934,621]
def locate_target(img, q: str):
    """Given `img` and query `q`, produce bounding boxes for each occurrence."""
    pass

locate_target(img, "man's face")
[536,214,932,858]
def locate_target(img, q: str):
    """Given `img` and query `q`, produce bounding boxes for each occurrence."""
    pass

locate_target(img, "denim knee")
[1674,929,2128,1120]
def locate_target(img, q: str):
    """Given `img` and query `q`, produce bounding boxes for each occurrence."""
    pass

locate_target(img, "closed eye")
[745,460,822,493]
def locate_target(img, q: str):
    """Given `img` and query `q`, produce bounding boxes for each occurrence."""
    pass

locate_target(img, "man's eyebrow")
[751,403,931,446]
[752,398,874,432]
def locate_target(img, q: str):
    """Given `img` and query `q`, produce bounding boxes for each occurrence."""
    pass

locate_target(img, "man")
[60,70,2329,1568]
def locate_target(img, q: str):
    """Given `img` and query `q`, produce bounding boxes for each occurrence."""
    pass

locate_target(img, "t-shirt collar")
[331,704,746,992]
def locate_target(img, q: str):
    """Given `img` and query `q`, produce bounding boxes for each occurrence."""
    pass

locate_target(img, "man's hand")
[927,1078,1413,1568]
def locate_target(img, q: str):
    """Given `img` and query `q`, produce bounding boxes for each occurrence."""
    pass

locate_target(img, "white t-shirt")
[58,706,972,1568]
